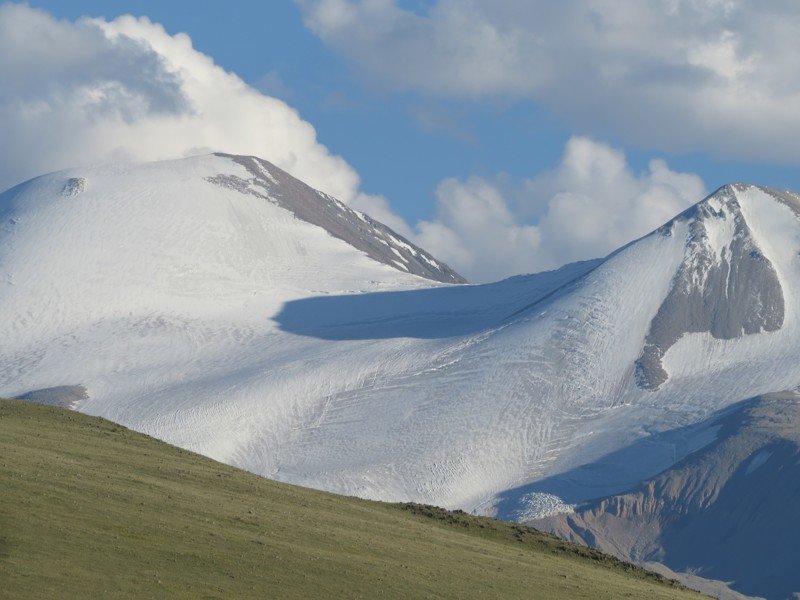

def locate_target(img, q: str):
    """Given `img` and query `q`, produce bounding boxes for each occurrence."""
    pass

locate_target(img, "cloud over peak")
[1,3,707,284]
[0,3,362,205]
[299,0,800,163]
[414,137,706,282]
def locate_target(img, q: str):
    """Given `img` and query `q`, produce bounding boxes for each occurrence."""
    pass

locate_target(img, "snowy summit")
[3,157,800,529]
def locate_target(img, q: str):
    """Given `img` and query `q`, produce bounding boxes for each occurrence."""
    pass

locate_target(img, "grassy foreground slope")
[0,400,705,599]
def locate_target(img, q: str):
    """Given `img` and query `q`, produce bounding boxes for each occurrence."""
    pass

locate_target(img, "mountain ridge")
[210,153,466,283]
[532,391,800,599]
[2,158,800,545]
[4,159,800,597]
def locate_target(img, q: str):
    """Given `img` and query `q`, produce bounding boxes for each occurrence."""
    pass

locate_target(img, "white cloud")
[412,137,706,282]
[0,5,707,284]
[0,2,406,252]
[299,0,800,163]
[415,178,541,281]
[0,3,368,207]
[531,139,706,267]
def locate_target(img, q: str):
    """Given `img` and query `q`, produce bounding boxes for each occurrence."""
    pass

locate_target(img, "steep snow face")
[3,165,800,522]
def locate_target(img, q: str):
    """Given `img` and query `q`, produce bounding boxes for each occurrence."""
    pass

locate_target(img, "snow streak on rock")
[636,185,784,390]
[208,154,466,284]
[61,178,86,197]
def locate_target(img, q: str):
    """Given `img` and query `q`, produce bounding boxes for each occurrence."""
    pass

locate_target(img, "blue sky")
[4,1,800,281]
[27,0,571,224]
[28,0,798,221]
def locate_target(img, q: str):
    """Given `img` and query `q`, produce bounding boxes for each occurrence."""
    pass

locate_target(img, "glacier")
[3,153,800,525]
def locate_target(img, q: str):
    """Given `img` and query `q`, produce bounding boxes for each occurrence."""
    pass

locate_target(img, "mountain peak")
[210,153,466,284]
[636,183,790,390]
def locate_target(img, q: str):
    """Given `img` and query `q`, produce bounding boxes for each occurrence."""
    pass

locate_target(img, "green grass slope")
[0,399,706,599]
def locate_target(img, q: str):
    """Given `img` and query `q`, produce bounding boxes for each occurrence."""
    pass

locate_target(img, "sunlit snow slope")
[3,156,800,519]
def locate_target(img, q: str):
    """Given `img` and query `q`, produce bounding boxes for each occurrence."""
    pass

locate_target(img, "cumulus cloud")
[413,137,706,282]
[0,2,379,214]
[415,178,541,281]
[0,4,707,284]
[299,0,800,163]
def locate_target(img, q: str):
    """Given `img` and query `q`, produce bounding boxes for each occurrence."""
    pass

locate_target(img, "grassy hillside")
[0,399,705,599]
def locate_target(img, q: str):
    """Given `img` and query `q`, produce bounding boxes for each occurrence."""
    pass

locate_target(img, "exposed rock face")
[15,385,88,408]
[61,177,86,197]
[636,185,785,390]
[208,154,466,284]
[533,392,800,600]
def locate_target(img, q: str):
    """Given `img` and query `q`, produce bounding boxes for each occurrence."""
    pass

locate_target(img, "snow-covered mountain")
[3,156,800,544]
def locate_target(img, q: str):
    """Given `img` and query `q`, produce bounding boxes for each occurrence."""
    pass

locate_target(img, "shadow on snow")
[273,259,601,341]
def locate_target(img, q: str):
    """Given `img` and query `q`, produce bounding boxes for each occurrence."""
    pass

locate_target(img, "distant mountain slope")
[532,392,800,600]
[4,155,800,556]
[0,399,704,600]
